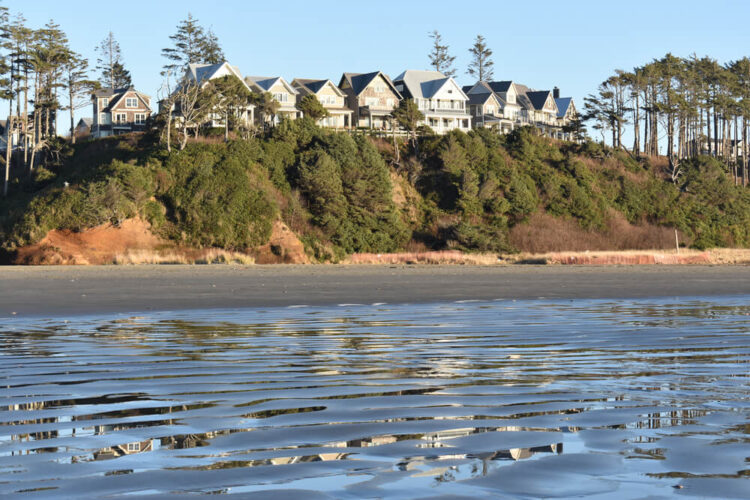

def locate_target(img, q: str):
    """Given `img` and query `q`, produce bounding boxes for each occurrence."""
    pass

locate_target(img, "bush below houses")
[2,124,749,262]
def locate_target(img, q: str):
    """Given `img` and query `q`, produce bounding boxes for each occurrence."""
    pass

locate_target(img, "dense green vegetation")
[2,123,749,262]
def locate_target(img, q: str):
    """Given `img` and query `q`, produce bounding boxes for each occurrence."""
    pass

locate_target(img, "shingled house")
[392,70,470,134]
[245,76,300,125]
[338,71,402,129]
[292,78,353,129]
[91,87,151,138]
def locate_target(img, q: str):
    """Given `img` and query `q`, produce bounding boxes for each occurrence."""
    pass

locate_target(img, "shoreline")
[1,264,749,319]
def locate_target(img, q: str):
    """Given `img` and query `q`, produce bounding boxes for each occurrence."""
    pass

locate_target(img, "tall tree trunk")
[706,107,711,156]
[4,115,12,197]
[633,93,640,155]
[69,88,76,145]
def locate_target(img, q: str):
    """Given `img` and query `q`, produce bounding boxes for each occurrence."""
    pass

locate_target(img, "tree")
[162,13,224,75]
[298,94,328,121]
[466,34,494,82]
[173,77,214,150]
[254,91,281,129]
[210,75,253,141]
[63,52,95,144]
[392,98,423,154]
[428,30,456,77]
[95,32,130,89]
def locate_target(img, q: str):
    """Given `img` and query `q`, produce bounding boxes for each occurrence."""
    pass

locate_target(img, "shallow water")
[1,297,748,499]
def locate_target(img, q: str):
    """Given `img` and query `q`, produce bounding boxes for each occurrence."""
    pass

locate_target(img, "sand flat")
[1,264,749,318]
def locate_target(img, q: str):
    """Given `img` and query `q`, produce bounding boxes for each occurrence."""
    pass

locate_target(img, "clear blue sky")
[8,0,750,136]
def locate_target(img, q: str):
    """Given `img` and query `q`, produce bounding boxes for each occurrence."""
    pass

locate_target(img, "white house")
[392,70,471,134]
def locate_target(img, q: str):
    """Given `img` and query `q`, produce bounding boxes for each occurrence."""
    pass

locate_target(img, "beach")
[1,264,749,318]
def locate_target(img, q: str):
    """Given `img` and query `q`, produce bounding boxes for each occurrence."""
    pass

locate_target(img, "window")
[115,113,127,124]
[386,98,394,108]
[126,97,138,108]
[273,93,288,103]
[365,97,379,107]
[134,114,146,124]
[99,113,110,125]
[100,98,109,108]
[127,442,140,452]
[487,106,495,115]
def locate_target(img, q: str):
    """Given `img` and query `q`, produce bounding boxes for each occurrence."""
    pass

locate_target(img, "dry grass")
[506,249,711,265]
[510,212,686,253]
[345,251,501,266]
[705,248,750,264]
[114,248,255,265]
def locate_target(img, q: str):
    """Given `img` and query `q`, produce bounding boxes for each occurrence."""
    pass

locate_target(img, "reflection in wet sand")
[0,298,748,498]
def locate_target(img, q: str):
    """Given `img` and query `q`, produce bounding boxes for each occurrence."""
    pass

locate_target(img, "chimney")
[553,87,560,99]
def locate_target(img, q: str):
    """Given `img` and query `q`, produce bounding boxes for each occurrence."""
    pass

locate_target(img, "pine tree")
[467,35,494,82]
[64,51,95,144]
[96,32,130,89]
[162,13,224,75]
[428,30,455,77]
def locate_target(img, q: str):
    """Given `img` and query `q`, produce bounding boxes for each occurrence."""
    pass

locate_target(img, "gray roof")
[526,90,553,111]
[339,71,402,99]
[294,78,329,94]
[487,81,514,93]
[78,118,93,127]
[555,97,573,117]
[392,70,463,100]
[468,93,496,105]
[245,76,298,94]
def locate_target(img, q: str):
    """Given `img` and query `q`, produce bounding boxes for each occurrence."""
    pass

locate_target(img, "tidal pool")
[1,297,748,498]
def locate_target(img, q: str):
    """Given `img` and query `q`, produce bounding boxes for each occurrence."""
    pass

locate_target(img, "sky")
[7,0,750,135]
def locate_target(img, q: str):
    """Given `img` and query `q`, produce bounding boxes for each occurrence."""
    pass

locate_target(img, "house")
[292,78,353,128]
[554,90,578,140]
[338,71,402,129]
[392,70,471,134]
[75,118,92,137]
[0,119,33,151]
[463,82,515,133]
[245,76,300,125]
[91,87,151,138]
[180,62,256,128]
[523,88,559,129]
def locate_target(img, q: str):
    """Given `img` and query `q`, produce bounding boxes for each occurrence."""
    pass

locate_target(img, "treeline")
[2,122,749,262]
[584,53,750,186]
[0,5,226,197]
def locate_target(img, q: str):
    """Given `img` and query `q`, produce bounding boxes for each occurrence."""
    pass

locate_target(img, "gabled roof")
[555,97,573,117]
[78,118,93,127]
[292,78,346,97]
[468,92,499,106]
[245,76,298,95]
[487,81,514,93]
[393,70,467,100]
[187,62,253,93]
[339,71,402,99]
[108,88,151,111]
[526,90,554,111]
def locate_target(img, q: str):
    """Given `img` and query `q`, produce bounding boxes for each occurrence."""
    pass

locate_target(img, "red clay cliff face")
[13,218,166,265]
[12,219,311,265]
[252,221,309,264]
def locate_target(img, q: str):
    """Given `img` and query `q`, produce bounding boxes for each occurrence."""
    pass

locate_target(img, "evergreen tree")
[298,94,328,121]
[96,32,130,89]
[428,30,456,77]
[392,99,423,153]
[162,13,225,75]
[63,52,95,143]
[467,34,494,82]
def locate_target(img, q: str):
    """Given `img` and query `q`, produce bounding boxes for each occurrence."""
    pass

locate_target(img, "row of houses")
[78,61,578,140]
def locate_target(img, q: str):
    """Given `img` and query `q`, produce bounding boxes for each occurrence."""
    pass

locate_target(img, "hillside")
[1,121,749,264]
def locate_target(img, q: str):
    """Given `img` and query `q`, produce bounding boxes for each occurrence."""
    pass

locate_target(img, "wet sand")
[1,264,749,318]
